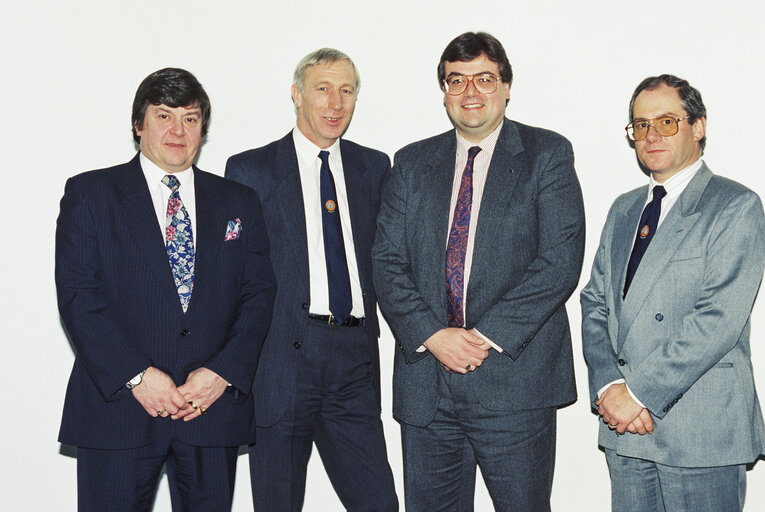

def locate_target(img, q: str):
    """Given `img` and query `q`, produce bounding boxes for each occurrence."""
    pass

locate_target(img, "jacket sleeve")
[55,177,152,400]
[472,139,585,359]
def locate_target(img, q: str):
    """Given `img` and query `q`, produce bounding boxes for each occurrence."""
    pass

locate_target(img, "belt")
[308,313,365,327]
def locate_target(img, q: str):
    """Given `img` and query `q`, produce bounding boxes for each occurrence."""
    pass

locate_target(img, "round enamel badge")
[639,225,650,238]
[325,199,336,213]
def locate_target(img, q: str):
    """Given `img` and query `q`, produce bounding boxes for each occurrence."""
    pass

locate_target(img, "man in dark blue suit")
[56,68,276,511]
[225,48,398,511]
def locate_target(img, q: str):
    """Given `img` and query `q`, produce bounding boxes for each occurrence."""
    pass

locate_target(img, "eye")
[159,114,169,119]
[341,88,354,95]
[185,117,198,123]
[476,74,495,84]
[659,117,673,126]
[448,76,465,86]
[637,121,650,129]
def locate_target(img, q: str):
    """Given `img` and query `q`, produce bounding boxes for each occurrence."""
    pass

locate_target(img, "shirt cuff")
[597,379,646,409]
[472,328,503,353]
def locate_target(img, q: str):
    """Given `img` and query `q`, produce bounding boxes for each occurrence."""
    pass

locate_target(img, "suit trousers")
[400,367,556,512]
[605,449,746,512]
[249,320,398,512]
[77,437,238,512]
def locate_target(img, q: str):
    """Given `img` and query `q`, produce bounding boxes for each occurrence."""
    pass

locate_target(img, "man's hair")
[438,31,513,97]
[629,74,706,152]
[293,48,360,94]
[131,68,211,143]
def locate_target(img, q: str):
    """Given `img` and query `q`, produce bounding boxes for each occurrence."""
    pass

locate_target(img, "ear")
[691,116,706,142]
[503,82,510,102]
[291,84,302,108]
[134,121,142,138]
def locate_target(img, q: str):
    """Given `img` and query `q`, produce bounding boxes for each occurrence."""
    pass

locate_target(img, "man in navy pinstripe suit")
[55,68,275,511]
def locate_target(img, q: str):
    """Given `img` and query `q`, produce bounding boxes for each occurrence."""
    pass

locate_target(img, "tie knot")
[652,185,667,202]
[467,146,482,161]
[162,174,180,192]
[318,150,330,165]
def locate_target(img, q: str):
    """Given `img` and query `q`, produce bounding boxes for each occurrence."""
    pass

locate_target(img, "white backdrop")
[2,1,764,510]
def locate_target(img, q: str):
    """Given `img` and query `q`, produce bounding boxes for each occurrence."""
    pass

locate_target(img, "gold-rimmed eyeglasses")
[443,73,499,95]
[625,116,688,141]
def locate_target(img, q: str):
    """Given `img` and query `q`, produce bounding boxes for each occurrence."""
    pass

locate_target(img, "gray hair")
[293,48,360,95]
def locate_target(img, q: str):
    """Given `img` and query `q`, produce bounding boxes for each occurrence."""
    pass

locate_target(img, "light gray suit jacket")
[373,118,585,427]
[581,163,765,467]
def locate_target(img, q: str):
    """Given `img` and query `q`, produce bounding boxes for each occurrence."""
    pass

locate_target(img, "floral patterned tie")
[162,174,195,313]
[445,146,481,327]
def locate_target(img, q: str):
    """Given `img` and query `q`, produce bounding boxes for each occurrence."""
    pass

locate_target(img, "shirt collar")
[292,127,341,162]
[649,157,702,199]
[139,152,194,188]
[455,122,503,162]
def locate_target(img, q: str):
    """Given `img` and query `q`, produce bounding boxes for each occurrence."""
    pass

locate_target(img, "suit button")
[293,342,301,349]
[617,359,626,366]
[655,313,664,322]
[663,406,669,413]
[606,307,610,315]
[179,329,190,336]
[301,303,309,310]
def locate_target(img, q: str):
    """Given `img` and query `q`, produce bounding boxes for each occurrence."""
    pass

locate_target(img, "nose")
[171,117,184,135]
[464,78,479,96]
[644,124,662,142]
[328,89,343,110]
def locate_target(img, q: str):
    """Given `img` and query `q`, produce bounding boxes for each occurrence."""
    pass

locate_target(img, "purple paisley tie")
[446,145,481,327]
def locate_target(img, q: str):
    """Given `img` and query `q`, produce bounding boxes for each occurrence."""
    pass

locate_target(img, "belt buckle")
[327,314,340,328]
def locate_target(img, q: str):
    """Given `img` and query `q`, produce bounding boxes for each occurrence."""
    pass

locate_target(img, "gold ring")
[188,401,198,410]
[465,364,472,371]
[157,409,166,416]
[199,406,207,415]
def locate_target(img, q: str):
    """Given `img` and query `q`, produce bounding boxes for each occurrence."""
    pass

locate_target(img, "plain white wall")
[2,1,764,509]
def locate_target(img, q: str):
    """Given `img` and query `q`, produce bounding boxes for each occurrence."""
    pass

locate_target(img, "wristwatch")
[126,369,147,389]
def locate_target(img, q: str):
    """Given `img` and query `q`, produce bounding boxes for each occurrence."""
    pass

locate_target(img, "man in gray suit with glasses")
[582,74,765,511]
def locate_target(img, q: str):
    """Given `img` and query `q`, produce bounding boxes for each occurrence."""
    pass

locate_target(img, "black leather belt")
[308,313,364,327]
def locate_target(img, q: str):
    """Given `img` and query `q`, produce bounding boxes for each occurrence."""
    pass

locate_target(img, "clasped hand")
[596,383,653,435]
[424,327,490,374]
[131,366,228,421]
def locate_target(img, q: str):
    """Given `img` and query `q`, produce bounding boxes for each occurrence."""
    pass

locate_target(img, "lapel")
[115,154,180,305]
[339,139,371,289]
[617,165,712,347]
[610,188,648,318]
[273,133,310,289]
[420,132,459,314]
[189,169,225,315]
[469,119,523,280]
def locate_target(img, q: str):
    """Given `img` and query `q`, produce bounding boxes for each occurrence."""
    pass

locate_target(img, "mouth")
[462,103,484,110]
[324,116,343,126]
[165,143,186,149]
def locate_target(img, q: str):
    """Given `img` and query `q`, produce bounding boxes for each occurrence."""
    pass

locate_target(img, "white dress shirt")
[292,128,364,318]
[417,122,504,353]
[140,152,197,240]
[599,158,703,405]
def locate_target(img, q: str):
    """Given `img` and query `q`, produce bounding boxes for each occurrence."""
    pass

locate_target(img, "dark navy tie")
[319,150,352,322]
[446,146,482,327]
[624,185,667,298]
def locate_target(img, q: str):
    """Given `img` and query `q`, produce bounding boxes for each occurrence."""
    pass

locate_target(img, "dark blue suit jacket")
[225,132,389,427]
[56,153,276,449]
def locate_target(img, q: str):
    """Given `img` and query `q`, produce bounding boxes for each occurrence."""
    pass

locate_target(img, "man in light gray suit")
[373,32,585,511]
[582,74,765,511]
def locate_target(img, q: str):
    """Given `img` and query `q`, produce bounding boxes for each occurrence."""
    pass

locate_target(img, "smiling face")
[292,60,357,149]
[632,84,706,182]
[135,103,202,173]
[443,53,510,143]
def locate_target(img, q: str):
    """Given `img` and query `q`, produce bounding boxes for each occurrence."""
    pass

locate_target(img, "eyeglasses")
[443,73,499,95]
[625,116,688,141]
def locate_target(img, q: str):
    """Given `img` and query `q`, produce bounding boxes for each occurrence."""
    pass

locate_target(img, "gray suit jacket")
[373,118,585,427]
[581,163,765,467]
